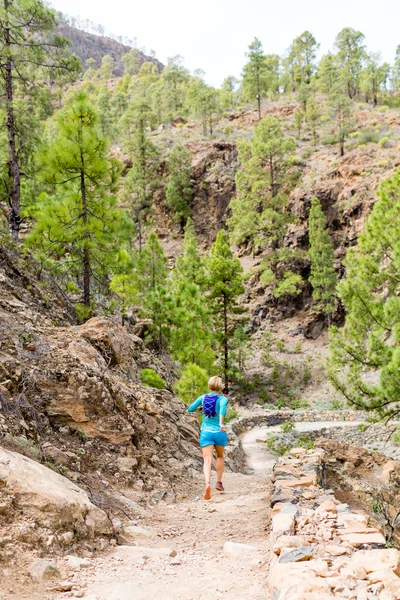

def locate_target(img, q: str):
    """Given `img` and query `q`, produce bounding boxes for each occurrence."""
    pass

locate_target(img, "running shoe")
[215,481,225,492]
[203,484,212,501]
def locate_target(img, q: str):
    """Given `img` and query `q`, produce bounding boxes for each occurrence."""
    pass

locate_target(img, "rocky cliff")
[0,240,201,559]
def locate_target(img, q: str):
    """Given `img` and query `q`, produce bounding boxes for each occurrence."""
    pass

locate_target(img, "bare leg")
[202,445,214,500]
[216,446,225,483]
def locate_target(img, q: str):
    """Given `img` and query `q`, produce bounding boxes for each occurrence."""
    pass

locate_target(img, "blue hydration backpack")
[202,393,218,417]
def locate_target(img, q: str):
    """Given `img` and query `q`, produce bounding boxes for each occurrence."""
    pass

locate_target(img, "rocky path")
[47,431,275,600]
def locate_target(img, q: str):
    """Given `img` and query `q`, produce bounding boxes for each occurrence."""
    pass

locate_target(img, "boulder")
[0,446,111,535]
[76,317,134,365]
[28,559,59,579]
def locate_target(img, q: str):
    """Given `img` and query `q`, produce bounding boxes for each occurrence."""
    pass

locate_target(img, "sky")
[49,0,400,87]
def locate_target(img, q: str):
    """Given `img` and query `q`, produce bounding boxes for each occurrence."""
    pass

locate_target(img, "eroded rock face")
[0,446,111,535]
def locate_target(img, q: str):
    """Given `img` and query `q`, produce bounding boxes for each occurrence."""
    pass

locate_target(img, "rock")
[66,555,91,570]
[289,448,307,457]
[54,581,74,592]
[324,545,351,557]
[112,517,123,532]
[351,549,400,575]
[279,546,318,563]
[274,475,317,488]
[271,513,295,534]
[315,500,337,515]
[367,568,400,584]
[125,525,156,538]
[223,542,257,558]
[77,317,134,365]
[28,559,59,580]
[273,535,307,555]
[170,557,182,565]
[0,446,111,535]
[60,532,75,546]
[340,532,386,546]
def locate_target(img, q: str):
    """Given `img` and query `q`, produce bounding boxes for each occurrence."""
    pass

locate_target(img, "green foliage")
[334,28,366,98]
[266,435,291,456]
[242,38,279,116]
[329,169,400,418]
[329,83,354,156]
[274,271,304,299]
[225,406,239,423]
[174,363,209,404]
[139,369,166,390]
[298,433,314,449]
[120,102,160,251]
[294,109,304,138]
[284,31,320,91]
[0,0,80,239]
[228,117,295,251]
[205,230,245,390]
[166,144,193,228]
[281,421,295,433]
[308,197,337,316]
[26,91,132,308]
[290,398,310,410]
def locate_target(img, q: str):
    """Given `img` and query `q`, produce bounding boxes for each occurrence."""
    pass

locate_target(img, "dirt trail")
[50,432,275,600]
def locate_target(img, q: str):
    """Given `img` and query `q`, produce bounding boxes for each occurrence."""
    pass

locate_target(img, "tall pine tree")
[27,91,131,311]
[205,230,245,392]
[166,144,193,231]
[308,197,337,319]
[0,0,79,239]
[329,169,400,419]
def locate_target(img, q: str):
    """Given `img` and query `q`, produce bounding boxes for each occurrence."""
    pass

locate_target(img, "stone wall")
[268,446,400,600]
[232,410,365,435]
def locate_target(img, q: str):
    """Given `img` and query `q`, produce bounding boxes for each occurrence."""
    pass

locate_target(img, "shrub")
[393,426,400,446]
[298,433,314,450]
[281,421,295,433]
[140,368,166,390]
[379,137,391,148]
[357,423,368,433]
[276,340,286,353]
[225,406,238,423]
[290,398,310,410]
[357,128,380,145]
[274,272,304,299]
[266,434,291,456]
[293,342,302,354]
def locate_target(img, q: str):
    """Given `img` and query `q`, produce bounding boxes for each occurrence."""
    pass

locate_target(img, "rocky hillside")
[57,22,163,76]
[0,239,202,560]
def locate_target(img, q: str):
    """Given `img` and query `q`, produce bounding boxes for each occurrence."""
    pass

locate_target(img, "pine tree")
[121,48,141,75]
[221,76,238,111]
[170,281,215,371]
[317,53,340,94]
[172,218,206,289]
[228,117,295,251]
[294,108,303,139]
[120,102,159,251]
[334,28,366,98]
[109,249,139,324]
[285,31,320,90]
[308,197,337,319]
[329,169,400,418]
[306,98,321,145]
[27,91,132,310]
[137,233,171,352]
[205,230,245,392]
[0,0,80,240]
[329,83,353,156]
[166,144,193,230]
[242,38,269,120]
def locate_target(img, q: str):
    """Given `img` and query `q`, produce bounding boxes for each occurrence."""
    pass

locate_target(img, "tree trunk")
[223,294,229,394]
[80,170,91,307]
[4,0,21,241]
[257,95,261,121]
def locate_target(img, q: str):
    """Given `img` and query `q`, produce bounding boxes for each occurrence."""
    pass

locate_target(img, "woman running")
[187,376,228,501]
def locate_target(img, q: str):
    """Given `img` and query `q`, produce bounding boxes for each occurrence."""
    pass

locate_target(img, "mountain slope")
[57,22,164,76]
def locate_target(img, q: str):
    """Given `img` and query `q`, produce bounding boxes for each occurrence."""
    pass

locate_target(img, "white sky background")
[49,0,400,86]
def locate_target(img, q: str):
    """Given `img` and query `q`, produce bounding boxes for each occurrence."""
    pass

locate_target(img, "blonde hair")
[208,376,224,393]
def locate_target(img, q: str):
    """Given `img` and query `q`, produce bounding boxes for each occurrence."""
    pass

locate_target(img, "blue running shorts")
[199,430,229,448]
